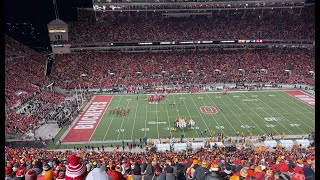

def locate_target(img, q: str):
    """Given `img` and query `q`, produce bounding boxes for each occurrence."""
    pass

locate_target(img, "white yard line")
[164,95,173,138]
[116,100,131,140]
[258,92,314,132]
[241,93,295,134]
[180,94,200,138]
[130,97,140,140]
[189,95,212,135]
[144,97,148,138]
[155,102,160,139]
[205,94,239,136]
[172,95,186,138]
[103,96,123,141]
[225,94,267,135]
[197,95,227,135]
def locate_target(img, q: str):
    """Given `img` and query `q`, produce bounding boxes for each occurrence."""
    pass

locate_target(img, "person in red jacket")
[108,165,123,180]
[65,155,87,180]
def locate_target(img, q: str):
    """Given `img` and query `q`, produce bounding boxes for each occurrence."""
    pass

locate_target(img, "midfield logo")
[200,106,218,114]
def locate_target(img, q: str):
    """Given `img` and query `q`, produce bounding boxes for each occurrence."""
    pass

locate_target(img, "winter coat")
[33,168,43,176]
[144,164,155,180]
[107,170,123,180]
[204,172,223,180]
[86,168,111,180]
[303,167,315,180]
[193,167,210,180]
[166,173,176,180]
[132,175,143,180]
[184,162,192,174]
[176,168,186,180]
[156,173,166,180]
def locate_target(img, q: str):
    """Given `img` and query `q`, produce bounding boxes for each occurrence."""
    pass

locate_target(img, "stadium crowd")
[5,35,40,59]
[50,49,315,89]
[5,90,77,136]
[4,146,315,180]
[5,35,80,136]
[69,8,314,44]
[4,3,315,179]
[5,38,50,110]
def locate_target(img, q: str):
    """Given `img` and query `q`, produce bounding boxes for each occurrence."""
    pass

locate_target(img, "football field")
[63,90,315,143]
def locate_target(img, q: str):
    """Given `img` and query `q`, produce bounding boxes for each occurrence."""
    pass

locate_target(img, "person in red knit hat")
[65,155,87,180]
[15,167,26,180]
[25,169,37,180]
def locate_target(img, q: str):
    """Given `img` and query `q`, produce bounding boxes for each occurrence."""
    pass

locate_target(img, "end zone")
[62,96,112,142]
[283,90,315,108]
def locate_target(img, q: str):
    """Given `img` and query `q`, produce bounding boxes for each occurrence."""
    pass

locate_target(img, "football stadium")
[5,0,315,179]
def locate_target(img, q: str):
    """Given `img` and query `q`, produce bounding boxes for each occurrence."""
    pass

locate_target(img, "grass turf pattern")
[90,91,314,141]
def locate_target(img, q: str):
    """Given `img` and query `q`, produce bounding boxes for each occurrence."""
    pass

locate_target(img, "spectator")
[132,164,143,180]
[205,164,223,180]
[220,164,233,179]
[186,159,199,179]
[176,164,186,180]
[33,160,43,176]
[193,161,210,180]
[25,170,37,180]
[56,171,66,180]
[14,167,26,180]
[144,161,155,180]
[107,165,123,180]
[65,155,87,180]
[303,161,315,180]
[165,166,176,180]
[5,162,13,180]
[86,163,111,180]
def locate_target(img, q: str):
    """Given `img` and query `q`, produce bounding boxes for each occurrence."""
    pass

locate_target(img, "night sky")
[5,0,92,51]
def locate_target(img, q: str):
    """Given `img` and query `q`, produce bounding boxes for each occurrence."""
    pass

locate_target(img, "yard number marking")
[115,129,125,132]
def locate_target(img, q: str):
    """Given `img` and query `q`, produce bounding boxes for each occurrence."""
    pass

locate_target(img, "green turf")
[90,91,314,141]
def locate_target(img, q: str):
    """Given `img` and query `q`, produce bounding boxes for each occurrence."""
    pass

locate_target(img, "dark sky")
[5,0,92,51]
